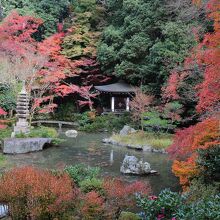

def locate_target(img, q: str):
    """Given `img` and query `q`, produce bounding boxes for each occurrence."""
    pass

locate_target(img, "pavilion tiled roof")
[94,81,135,94]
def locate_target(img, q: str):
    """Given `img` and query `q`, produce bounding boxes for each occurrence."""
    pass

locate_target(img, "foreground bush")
[103,178,151,219]
[0,166,77,219]
[0,165,151,219]
[137,189,220,220]
[64,164,101,186]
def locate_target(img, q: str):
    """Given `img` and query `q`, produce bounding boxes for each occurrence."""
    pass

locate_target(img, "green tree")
[98,0,196,95]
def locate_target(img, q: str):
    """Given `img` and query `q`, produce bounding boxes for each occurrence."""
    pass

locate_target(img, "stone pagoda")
[12,84,30,137]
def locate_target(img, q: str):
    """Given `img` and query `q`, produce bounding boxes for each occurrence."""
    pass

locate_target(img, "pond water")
[3,131,180,194]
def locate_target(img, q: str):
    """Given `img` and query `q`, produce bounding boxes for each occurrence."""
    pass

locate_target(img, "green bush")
[0,128,12,142]
[15,127,63,145]
[197,145,220,185]
[0,154,6,167]
[53,102,78,122]
[79,112,132,132]
[29,126,58,138]
[119,211,141,220]
[175,194,220,220]
[79,178,104,194]
[143,110,175,132]
[0,84,16,112]
[64,164,100,186]
[137,189,220,220]
[184,179,219,203]
[15,126,58,139]
[77,112,92,128]
[137,189,183,219]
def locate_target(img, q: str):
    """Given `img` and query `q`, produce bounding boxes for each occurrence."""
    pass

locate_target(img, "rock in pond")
[65,130,78,138]
[3,138,52,154]
[120,155,152,175]
[119,125,136,136]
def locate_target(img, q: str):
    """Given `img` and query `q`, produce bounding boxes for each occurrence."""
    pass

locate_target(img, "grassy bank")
[111,131,173,149]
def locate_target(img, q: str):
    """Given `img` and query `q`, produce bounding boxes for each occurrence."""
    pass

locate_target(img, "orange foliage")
[0,166,77,219]
[172,156,199,191]
[168,118,220,190]
[192,0,202,6]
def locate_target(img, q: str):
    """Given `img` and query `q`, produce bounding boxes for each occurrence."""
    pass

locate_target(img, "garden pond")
[2,131,180,194]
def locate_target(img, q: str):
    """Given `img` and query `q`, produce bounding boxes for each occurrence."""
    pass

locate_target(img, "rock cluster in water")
[120,155,157,175]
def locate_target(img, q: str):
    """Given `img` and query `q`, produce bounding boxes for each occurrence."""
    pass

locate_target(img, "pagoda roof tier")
[17,102,29,107]
[16,110,29,113]
[16,115,29,118]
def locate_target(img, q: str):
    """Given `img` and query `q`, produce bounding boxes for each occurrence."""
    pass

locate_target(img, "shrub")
[80,178,104,194]
[136,189,183,220]
[0,166,77,219]
[79,112,132,132]
[64,164,100,186]
[119,211,141,220]
[143,110,175,132]
[0,127,12,142]
[137,189,220,220]
[28,126,58,138]
[184,179,218,203]
[103,178,150,218]
[53,102,78,121]
[15,126,58,139]
[174,194,220,220]
[80,191,104,220]
[197,144,220,184]
[0,154,6,167]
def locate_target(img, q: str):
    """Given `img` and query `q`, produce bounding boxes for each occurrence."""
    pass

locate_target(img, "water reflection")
[4,131,180,194]
[110,150,114,165]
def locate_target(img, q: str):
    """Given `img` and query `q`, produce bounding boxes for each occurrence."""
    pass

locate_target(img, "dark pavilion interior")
[95,81,135,114]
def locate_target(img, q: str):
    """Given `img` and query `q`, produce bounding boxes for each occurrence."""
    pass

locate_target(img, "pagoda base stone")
[12,118,30,137]
[3,138,52,154]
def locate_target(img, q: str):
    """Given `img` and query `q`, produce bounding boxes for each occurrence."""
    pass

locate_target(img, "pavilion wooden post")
[126,97,130,111]
[111,96,115,112]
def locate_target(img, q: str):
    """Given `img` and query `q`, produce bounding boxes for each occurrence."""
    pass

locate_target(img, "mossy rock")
[118,211,141,220]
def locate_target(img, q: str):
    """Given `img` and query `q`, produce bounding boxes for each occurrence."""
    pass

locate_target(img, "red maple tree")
[166,0,220,190]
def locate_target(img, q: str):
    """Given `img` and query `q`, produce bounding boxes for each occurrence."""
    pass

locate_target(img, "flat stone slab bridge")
[31,120,79,128]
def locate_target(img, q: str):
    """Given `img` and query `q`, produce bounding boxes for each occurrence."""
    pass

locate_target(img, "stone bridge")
[31,120,79,129]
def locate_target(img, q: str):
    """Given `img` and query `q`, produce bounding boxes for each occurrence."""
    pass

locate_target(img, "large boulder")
[119,125,136,136]
[120,155,151,175]
[3,138,52,154]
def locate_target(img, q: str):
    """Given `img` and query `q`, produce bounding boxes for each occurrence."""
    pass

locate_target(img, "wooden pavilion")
[94,81,135,114]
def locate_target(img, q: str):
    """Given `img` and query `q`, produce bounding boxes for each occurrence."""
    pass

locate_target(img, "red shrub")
[81,191,104,220]
[103,178,151,218]
[0,166,77,219]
